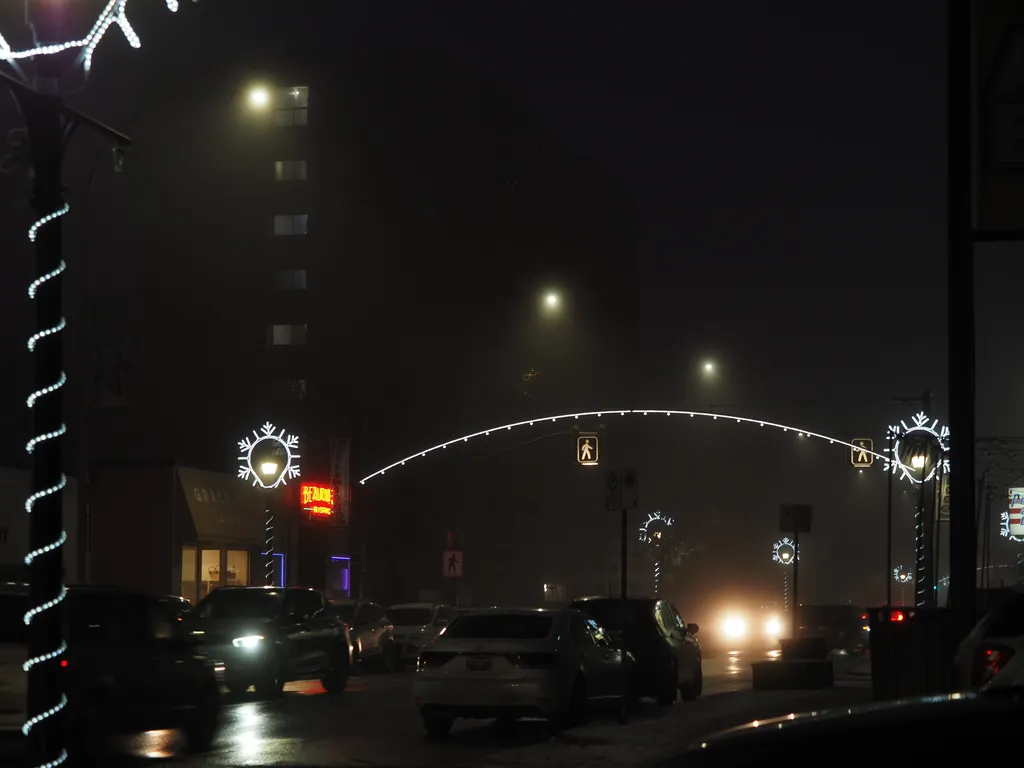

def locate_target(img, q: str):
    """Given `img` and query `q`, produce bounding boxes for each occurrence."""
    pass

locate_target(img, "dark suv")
[186,586,352,696]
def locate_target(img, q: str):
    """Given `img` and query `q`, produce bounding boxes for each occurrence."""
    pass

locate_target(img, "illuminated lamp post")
[237,423,301,586]
[884,412,950,609]
[772,538,798,613]
[0,3,196,767]
[639,510,674,596]
[893,566,913,606]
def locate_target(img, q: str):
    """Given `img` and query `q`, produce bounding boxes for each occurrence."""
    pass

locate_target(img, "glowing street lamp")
[248,85,271,110]
[237,422,301,585]
[703,361,715,375]
[773,538,798,613]
[910,455,925,470]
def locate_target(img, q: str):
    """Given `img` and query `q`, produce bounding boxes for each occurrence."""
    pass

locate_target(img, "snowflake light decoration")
[0,0,187,74]
[893,566,913,583]
[772,537,798,565]
[638,509,674,544]
[237,422,301,489]
[883,412,950,485]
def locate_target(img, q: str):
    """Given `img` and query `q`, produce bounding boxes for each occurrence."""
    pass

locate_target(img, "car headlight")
[232,635,265,649]
[764,617,783,637]
[722,615,747,639]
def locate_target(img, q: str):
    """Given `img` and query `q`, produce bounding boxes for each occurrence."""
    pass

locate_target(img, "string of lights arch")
[883,412,950,485]
[237,423,301,587]
[639,510,674,595]
[1,5,197,768]
[358,409,888,485]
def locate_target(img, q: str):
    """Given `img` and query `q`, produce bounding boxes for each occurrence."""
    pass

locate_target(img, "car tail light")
[60,659,67,668]
[978,645,1015,686]
[890,610,905,622]
[417,651,455,670]
[508,652,560,669]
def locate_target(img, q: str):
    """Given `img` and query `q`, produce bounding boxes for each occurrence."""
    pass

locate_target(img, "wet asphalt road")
[7,648,866,767]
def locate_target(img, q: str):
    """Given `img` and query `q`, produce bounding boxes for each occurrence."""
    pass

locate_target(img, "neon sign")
[301,483,334,517]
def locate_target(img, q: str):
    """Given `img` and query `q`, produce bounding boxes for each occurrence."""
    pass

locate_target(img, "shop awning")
[177,466,267,546]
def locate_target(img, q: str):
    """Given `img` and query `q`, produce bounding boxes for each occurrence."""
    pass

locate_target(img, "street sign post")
[605,468,638,724]
[779,504,812,636]
[577,434,599,465]
[443,550,462,578]
[850,438,874,468]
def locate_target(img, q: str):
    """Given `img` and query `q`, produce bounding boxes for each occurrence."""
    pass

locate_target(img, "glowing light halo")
[893,566,913,583]
[883,412,950,485]
[237,422,301,489]
[0,0,184,74]
[772,537,798,565]
[358,408,887,485]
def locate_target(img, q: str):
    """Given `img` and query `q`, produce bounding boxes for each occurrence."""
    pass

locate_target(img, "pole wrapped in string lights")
[638,510,673,596]
[237,422,301,586]
[773,538,797,612]
[1,5,195,767]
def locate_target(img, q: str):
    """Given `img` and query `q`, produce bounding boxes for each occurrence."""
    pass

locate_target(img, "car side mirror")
[686,623,699,635]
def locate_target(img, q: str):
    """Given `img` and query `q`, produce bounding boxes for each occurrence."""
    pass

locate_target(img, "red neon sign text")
[301,483,334,517]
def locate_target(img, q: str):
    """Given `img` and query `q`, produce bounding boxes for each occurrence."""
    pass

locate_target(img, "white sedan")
[412,607,628,736]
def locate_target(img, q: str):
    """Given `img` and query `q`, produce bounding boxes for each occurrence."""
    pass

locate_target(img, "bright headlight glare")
[765,617,783,636]
[722,615,747,639]
[232,635,265,649]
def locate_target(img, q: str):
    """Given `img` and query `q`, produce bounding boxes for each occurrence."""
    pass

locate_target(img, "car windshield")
[443,613,553,640]
[388,608,434,627]
[330,603,355,620]
[0,593,29,643]
[195,590,284,620]
[569,600,652,632]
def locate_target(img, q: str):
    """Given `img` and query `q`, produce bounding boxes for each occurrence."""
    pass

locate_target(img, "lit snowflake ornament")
[638,509,674,544]
[772,537,798,565]
[883,412,950,485]
[237,422,301,489]
[893,566,913,583]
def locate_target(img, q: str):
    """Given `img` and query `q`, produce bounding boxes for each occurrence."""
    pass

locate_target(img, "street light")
[540,290,562,315]
[247,85,271,110]
[703,361,715,375]
[911,455,926,470]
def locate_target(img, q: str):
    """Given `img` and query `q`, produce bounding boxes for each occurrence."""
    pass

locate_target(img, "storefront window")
[200,548,221,600]
[180,546,198,605]
[226,550,249,586]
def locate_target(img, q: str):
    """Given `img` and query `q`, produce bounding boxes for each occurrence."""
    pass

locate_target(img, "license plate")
[467,656,492,672]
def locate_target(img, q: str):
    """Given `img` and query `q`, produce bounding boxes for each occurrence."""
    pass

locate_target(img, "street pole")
[264,508,274,586]
[947,0,977,637]
[620,505,628,724]
[886,427,894,608]
[792,531,800,637]
[915,466,928,608]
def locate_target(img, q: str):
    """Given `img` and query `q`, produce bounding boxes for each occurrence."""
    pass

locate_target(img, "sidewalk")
[474,684,872,767]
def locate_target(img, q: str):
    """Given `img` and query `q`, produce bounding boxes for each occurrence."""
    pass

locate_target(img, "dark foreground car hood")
[646,690,1024,766]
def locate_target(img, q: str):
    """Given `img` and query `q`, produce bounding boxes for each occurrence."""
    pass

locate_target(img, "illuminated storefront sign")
[301,483,335,517]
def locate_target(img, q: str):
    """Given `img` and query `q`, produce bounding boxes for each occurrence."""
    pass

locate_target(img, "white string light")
[237,422,301,489]
[359,409,888,485]
[23,199,70,767]
[264,511,274,586]
[0,0,182,73]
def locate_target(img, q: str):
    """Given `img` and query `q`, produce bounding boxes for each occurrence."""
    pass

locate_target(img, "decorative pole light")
[893,566,913,606]
[773,538,798,613]
[1,4,196,768]
[238,422,301,586]
[639,510,674,596]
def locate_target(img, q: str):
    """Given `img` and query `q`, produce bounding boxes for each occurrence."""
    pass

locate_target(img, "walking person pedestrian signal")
[577,435,599,466]
[850,438,874,468]
[443,550,463,578]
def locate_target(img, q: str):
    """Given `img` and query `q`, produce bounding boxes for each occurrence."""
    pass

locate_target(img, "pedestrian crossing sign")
[577,435,599,466]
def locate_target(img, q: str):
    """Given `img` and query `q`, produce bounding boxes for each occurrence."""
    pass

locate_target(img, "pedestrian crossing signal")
[577,435,599,466]
[851,438,874,468]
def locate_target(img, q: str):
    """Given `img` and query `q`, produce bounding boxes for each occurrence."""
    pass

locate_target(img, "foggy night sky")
[0,1,1018,611]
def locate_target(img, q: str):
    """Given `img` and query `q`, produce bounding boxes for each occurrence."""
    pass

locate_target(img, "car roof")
[389,602,441,610]
[455,606,565,616]
[570,595,657,605]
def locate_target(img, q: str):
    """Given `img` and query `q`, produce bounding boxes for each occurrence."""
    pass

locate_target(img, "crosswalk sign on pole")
[850,438,874,468]
[443,550,463,578]
[577,435,599,465]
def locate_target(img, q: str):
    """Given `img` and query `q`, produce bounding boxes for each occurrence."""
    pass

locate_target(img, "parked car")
[413,607,630,736]
[0,583,220,753]
[955,586,1024,689]
[794,604,869,654]
[328,600,396,671]
[186,586,351,696]
[158,595,193,620]
[387,602,457,667]
[567,596,702,705]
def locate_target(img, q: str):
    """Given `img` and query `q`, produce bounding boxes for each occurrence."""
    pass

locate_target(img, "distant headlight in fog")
[765,617,783,637]
[722,615,747,639]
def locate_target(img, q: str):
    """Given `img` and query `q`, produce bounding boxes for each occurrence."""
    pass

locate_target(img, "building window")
[273,214,308,235]
[270,324,307,346]
[274,85,309,126]
[272,378,308,402]
[275,269,307,290]
[274,160,308,181]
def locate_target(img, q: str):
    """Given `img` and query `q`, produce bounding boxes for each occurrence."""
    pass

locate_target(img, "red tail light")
[507,652,560,669]
[60,659,67,668]
[890,611,905,622]
[860,613,868,621]
[978,646,1014,685]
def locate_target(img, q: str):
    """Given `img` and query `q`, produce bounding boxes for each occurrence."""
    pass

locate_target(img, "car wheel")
[183,682,220,753]
[321,647,351,693]
[255,657,285,698]
[381,641,398,673]
[657,662,678,707]
[423,714,454,737]
[680,665,702,701]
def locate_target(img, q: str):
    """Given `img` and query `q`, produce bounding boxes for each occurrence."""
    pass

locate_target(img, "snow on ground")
[474,685,872,767]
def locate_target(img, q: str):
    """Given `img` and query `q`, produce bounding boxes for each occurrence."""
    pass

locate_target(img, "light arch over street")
[358,408,885,485]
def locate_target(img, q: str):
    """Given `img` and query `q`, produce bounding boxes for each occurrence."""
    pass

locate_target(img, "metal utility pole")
[947,0,977,637]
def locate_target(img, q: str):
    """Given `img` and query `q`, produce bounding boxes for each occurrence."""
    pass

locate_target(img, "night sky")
[1,1,1014,615]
